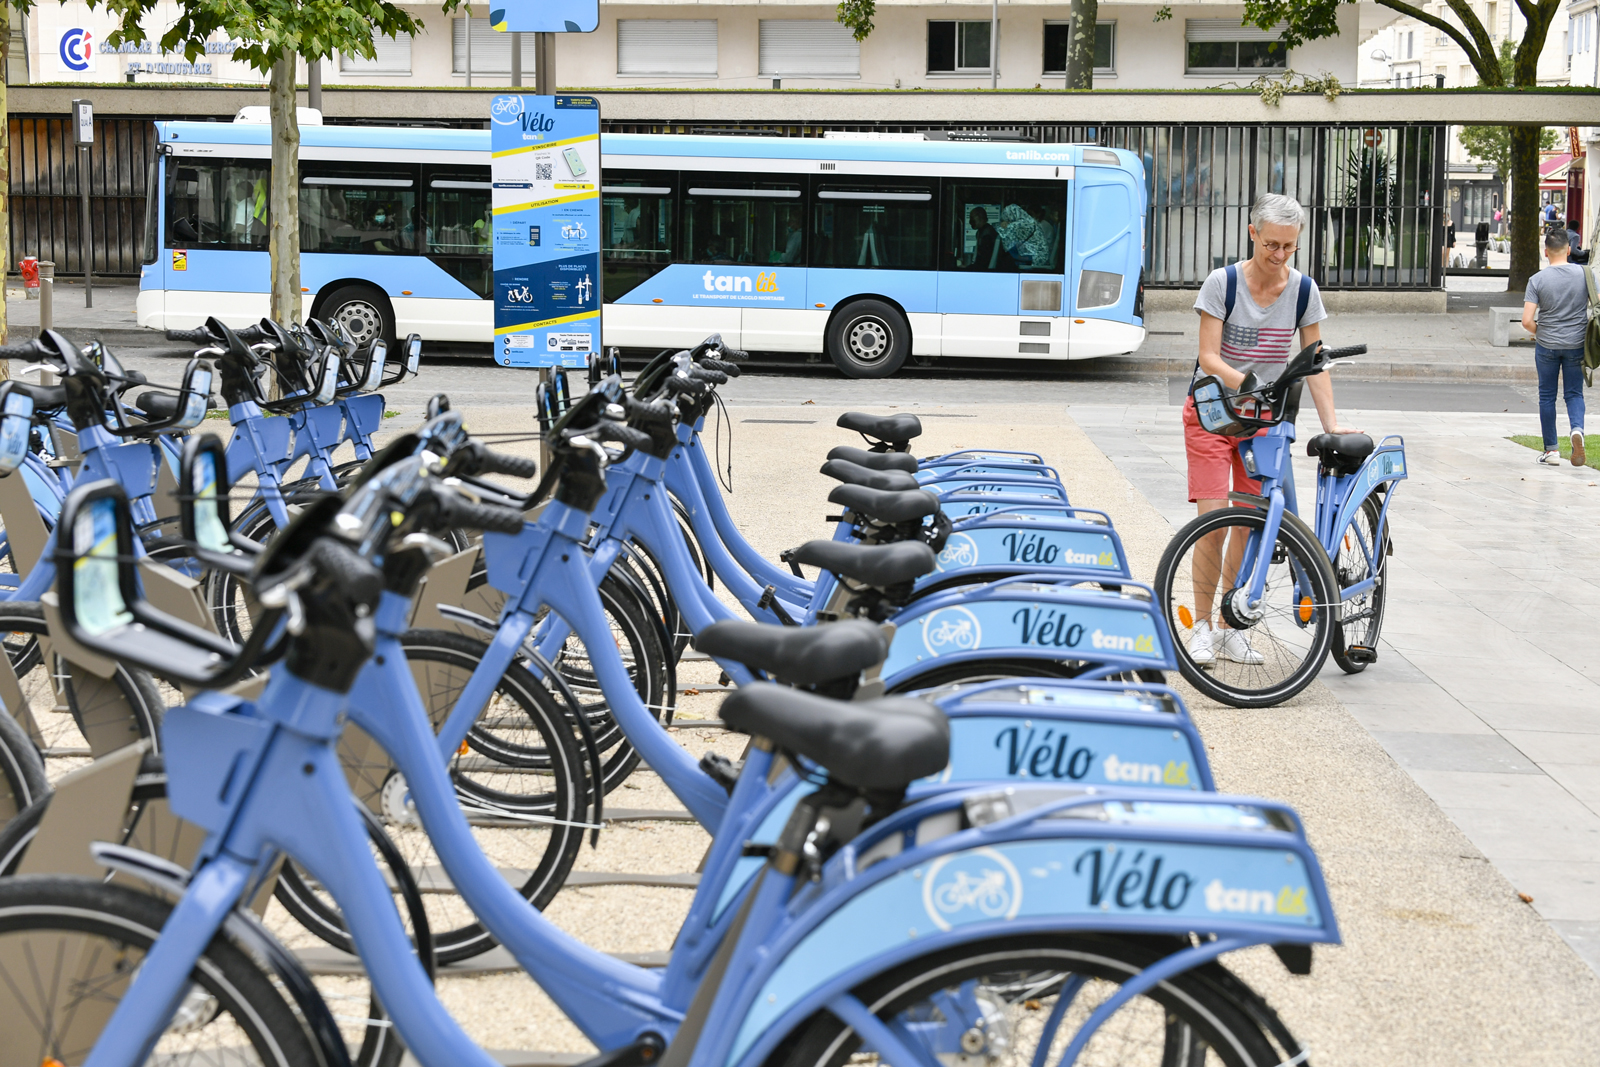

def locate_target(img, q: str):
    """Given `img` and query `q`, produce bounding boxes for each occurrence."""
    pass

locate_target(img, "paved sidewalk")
[1070,395,1600,976]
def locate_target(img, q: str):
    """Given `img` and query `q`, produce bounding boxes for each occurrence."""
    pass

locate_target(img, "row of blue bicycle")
[0,317,1347,1067]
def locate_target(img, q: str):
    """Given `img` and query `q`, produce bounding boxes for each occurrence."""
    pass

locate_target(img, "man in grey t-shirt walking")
[1522,229,1589,466]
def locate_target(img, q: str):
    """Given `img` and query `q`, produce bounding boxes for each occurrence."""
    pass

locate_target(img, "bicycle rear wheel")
[1155,507,1337,708]
[1331,493,1390,675]
[768,933,1294,1067]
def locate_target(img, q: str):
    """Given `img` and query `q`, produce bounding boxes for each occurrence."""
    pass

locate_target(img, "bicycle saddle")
[693,618,886,686]
[719,683,949,793]
[837,411,923,449]
[135,391,181,420]
[1305,433,1374,476]
[826,445,918,473]
[6,381,65,409]
[783,540,935,588]
[828,485,939,524]
[820,458,919,492]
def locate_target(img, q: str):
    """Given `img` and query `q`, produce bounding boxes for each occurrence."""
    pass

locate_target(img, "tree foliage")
[836,0,875,42]
[1459,42,1557,178]
[1241,0,1567,287]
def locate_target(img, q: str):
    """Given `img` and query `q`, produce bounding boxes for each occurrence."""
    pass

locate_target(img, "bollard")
[38,261,54,332]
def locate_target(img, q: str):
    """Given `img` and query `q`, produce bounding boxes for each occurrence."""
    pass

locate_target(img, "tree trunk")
[268,58,300,332]
[1064,0,1097,90]
[1508,124,1541,291]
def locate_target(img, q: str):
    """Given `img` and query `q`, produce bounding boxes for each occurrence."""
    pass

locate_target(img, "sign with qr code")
[490,94,601,369]
[487,1,597,32]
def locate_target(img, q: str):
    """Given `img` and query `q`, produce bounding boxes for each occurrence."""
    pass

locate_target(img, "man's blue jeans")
[1536,344,1587,451]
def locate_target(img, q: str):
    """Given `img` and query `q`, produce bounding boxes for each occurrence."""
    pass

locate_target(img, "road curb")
[5,325,178,349]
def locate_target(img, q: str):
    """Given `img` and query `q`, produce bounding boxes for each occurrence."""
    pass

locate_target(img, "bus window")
[812,180,935,270]
[301,166,419,256]
[427,174,492,255]
[944,179,1066,274]
[602,173,674,299]
[166,159,270,250]
[681,176,803,266]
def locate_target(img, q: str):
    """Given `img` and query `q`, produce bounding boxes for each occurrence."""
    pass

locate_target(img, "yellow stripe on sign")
[491,133,599,158]
[493,190,596,216]
[494,310,600,336]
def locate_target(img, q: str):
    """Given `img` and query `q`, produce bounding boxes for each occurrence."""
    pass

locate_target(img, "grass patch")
[384,409,400,418]
[1507,434,1600,470]
[204,409,228,420]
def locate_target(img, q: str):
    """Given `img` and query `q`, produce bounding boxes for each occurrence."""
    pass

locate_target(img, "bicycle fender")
[939,492,1080,520]
[1329,442,1407,555]
[916,460,1061,482]
[716,786,1338,1067]
[916,519,1131,590]
[883,578,1174,687]
[919,449,1045,467]
[928,476,1070,503]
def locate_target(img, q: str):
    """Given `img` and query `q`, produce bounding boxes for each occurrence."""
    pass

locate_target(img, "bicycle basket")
[1191,375,1280,437]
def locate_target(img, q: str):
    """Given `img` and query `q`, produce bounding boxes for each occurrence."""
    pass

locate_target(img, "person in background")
[965,207,1014,271]
[1474,221,1490,268]
[1444,217,1456,268]
[1566,218,1588,265]
[1522,228,1589,467]
[778,209,804,265]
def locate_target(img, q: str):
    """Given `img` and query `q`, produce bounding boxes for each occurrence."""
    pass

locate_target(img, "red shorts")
[1182,396,1263,503]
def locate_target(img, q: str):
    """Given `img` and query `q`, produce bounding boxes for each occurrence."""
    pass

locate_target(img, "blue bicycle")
[1155,341,1406,706]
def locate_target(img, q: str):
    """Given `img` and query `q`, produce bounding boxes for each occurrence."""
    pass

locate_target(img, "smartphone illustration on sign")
[562,147,588,178]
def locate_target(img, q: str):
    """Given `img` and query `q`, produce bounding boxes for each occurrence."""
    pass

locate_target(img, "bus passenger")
[778,209,804,265]
[966,207,1014,271]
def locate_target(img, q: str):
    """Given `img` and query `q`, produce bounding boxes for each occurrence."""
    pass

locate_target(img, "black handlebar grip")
[718,346,750,362]
[700,358,742,377]
[1322,344,1367,360]
[236,325,266,344]
[164,328,217,345]
[594,420,654,452]
[688,367,729,385]
[306,537,385,609]
[664,374,709,398]
[0,342,39,360]
[466,442,539,480]
[439,494,527,535]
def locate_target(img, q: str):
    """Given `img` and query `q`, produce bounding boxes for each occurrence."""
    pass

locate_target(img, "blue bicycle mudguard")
[940,491,1088,520]
[915,517,1131,593]
[705,678,1215,925]
[917,460,1062,483]
[919,449,1045,467]
[1323,436,1407,550]
[882,577,1175,689]
[715,786,1339,1067]
[932,478,1070,504]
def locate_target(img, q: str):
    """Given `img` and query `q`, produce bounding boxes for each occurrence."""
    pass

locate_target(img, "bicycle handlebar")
[453,441,538,480]
[700,358,742,377]
[1321,344,1366,361]
[431,490,527,535]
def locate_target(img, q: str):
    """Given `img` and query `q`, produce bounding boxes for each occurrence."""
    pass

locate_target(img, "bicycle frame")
[1312,435,1407,603]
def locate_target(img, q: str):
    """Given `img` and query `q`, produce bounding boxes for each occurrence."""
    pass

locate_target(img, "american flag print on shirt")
[1221,322,1295,366]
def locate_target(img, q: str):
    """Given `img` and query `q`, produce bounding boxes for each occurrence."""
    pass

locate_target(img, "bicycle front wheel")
[1155,507,1337,708]
[769,933,1294,1067]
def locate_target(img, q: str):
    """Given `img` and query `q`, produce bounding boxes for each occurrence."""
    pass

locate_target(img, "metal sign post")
[489,94,600,373]
[70,99,94,308]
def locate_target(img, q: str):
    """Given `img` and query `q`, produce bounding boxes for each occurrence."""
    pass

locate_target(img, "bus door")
[160,154,273,328]
[1068,158,1142,355]
[938,177,1070,358]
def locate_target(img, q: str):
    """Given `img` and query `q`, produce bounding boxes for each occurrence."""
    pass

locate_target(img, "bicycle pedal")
[1345,645,1378,665]
[573,1033,667,1067]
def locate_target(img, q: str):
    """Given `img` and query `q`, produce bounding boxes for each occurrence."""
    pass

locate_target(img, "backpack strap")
[1224,263,1238,322]
[1296,272,1312,325]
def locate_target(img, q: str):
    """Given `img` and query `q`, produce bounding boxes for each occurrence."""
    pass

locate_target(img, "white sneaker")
[1219,628,1265,665]
[1538,450,1563,466]
[1189,620,1217,665]
[1573,431,1587,467]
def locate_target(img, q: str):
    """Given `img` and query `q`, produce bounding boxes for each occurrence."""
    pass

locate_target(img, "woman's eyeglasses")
[1258,240,1298,254]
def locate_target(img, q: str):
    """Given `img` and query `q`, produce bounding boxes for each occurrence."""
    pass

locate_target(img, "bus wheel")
[828,300,909,379]
[322,285,394,346]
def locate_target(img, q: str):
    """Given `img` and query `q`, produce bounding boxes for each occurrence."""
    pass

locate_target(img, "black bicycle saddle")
[837,412,923,449]
[783,540,936,588]
[693,618,886,686]
[820,458,920,493]
[828,485,940,525]
[1305,433,1374,476]
[826,445,919,473]
[719,683,949,792]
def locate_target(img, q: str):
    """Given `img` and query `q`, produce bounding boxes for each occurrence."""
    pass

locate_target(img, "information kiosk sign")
[488,1,598,33]
[489,94,601,369]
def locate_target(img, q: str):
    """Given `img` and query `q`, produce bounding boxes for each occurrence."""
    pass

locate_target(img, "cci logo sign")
[57,27,95,72]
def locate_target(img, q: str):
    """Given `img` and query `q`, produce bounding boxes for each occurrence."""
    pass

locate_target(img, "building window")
[617,20,718,77]
[759,20,860,78]
[339,30,412,75]
[1486,3,1497,36]
[451,19,535,75]
[1185,20,1288,73]
[1406,30,1414,59]
[1043,21,1115,75]
[928,21,993,74]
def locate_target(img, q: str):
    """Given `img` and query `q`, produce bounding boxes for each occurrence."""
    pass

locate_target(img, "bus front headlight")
[1077,270,1124,310]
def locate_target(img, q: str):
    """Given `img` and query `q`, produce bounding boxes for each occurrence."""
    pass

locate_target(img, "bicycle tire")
[1155,507,1338,708]
[0,875,321,1067]
[1331,494,1389,675]
[0,601,167,757]
[0,706,46,828]
[273,628,589,964]
[766,933,1292,1067]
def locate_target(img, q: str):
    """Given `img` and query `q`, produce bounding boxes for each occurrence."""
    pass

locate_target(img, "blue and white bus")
[140,121,1147,378]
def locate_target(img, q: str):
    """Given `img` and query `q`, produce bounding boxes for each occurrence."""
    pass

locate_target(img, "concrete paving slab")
[1550,919,1600,972]
[1488,860,1600,921]
[1370,732,1543,774]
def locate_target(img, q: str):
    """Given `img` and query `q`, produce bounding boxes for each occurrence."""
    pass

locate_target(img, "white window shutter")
[1185,19,1288,42]
[340,31,412,74]
[453,18,535,74]
[618,20,718,76]
[759,21,860,78]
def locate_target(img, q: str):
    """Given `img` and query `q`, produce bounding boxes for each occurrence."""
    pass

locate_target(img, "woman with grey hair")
[1182,192,1358,667]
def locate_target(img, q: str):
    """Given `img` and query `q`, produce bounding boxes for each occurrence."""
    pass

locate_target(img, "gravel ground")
[401,398,1600,1064]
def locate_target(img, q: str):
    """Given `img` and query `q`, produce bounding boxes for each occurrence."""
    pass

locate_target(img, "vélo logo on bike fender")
[921,606,982,657]
[934,533,979,573]
[922,848,1023,930]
